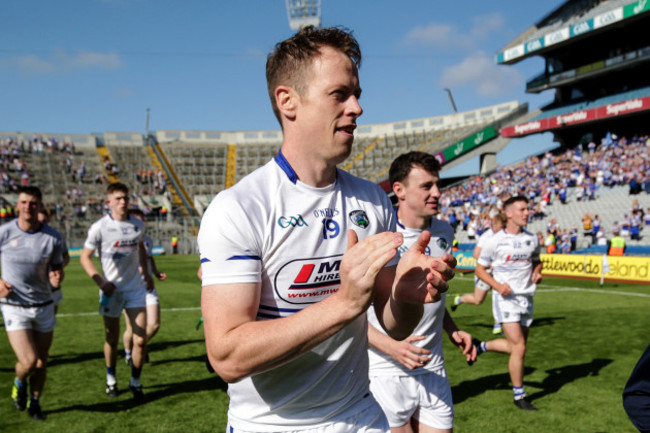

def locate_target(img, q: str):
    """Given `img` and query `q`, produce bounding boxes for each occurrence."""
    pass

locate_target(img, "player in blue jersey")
[473,195,543,411]
[367,152,476,433]
[199,26,456,432]
[80,183,153,404]
[0,186,65,420]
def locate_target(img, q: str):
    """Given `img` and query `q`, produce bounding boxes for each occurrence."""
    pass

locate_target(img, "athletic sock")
[476,341,487,354]
[14,377,25,389]
[513,386,526,400]
[29,395,40,406]
[130,365,142,387]
[125,349,131,359]
[106,366,117,386]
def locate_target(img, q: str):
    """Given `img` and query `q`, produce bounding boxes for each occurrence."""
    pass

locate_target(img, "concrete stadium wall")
[155,100,522,145]
[0,131,97,149]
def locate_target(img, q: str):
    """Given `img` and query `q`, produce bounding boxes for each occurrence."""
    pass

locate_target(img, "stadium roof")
[495,0,648,65]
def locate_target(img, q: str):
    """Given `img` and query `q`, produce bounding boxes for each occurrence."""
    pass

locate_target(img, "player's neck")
[280,145,337,187]
[505,222,523,235]
[111,211,128,222]
[397,207,431,230]
[17,217,41,232]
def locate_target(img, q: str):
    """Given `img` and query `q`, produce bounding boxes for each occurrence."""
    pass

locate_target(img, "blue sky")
[0,0,564,176]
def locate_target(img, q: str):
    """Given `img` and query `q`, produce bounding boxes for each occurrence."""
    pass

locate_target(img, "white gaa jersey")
[198,151,398,431]
[367,214,454,375]
[84,214,146,292]
[477,229,540,296]
[0,220,64,306]
[476,228,495,250]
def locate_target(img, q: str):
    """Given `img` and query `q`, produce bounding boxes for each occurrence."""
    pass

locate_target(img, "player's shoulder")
[213,160,276,205]
[201,160,278,228]
[40,222,64,241]
[336,169,394,214]
[487,229,508,243]
[90,214,111,229]
[0,220,16,236]
[428,217,454,238]
[127,214,145,229]
[521,228,539,244]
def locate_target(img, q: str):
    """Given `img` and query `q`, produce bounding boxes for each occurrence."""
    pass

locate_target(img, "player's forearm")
[380,296,423,341]
[476,265,498,289]
[442,309,459,336]
[138,243,150,276]
[368,323,398,354]
[204,292,360,383]
[80,254,102,284]
[149,257,161,277]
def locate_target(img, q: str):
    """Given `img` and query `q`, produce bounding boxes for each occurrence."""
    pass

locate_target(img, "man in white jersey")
[473,195,542,411]
[367,152,476,433]
[122,208,166,366]
[199,26,456,432]
[451,213,507,335]
[0,186,65,421]
[80,183,153,404]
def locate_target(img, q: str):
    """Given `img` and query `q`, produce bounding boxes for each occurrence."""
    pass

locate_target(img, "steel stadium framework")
[498,0,650,148]
[285,0,321,30]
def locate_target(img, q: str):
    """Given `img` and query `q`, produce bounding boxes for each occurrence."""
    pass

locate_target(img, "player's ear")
[393,182,406,201]
[276,85,297,120]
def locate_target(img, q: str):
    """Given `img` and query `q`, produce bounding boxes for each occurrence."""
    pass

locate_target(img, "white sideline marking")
[56,306,201,318]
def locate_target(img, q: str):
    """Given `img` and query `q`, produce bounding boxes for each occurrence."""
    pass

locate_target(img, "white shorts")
[1,302,57,332]
[227,399,388,433]
[474,274,491,291]
[146,288,159,307]
[52,287,63,306]
[369,368,453,430]
[493,293,533,327]
[99,289,146,318]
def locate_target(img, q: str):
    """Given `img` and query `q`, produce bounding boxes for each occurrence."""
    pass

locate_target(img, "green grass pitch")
[1,255,647,432]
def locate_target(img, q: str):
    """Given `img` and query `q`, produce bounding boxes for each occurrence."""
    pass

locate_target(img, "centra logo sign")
[275,255,343,304]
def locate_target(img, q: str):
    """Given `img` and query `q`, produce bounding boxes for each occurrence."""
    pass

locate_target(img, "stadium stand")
[443,131,650,252]
[498,0,650,147]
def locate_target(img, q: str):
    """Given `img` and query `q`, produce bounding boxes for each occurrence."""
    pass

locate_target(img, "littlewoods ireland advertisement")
[453,251,650,284]
[540,254,650,283]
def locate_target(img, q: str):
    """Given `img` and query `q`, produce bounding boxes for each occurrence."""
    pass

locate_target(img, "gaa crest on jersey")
[349,210,369,229]
[277,214,308,228]
[275,255,342,304]
[9,239,18,248]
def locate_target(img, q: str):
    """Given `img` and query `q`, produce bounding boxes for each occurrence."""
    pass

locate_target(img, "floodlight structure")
[285,0,321,30]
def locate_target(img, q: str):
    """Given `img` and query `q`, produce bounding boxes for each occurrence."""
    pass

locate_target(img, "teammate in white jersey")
[367,152,476,433]
[0,186,65,420]
[474,195,542,411]
[199,26,456,432]
[451,213,506,335]
[80,183,153,404]
[122,208,166,365]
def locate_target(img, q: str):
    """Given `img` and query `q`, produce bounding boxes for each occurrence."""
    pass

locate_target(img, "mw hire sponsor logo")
[275,255,342,304]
